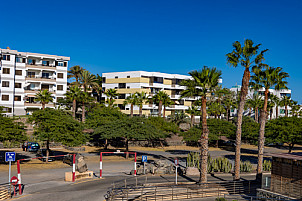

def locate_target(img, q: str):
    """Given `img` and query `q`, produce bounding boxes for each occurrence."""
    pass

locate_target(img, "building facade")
[0,48,69,116]
[102,71,197,116]
[230,84,292,119]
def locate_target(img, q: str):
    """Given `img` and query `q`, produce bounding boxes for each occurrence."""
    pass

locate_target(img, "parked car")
[27,142,40,152]
[36,149,55,162]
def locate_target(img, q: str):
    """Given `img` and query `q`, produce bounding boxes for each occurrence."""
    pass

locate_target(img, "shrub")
[240,160,252,172]
[263,160,272,171]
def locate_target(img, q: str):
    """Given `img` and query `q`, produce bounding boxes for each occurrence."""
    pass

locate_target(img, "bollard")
[100,153,103,178]
[17,160,22,195]
[134,152,137,176]
[72,154,76,182]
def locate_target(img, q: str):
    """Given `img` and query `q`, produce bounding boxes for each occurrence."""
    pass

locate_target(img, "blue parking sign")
[5,152,16,162]
[142,155,147,162]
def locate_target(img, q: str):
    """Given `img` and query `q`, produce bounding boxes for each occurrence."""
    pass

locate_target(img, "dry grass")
[0,160,70,172]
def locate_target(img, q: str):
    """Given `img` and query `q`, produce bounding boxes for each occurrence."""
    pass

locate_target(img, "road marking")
[11,194,32,200]
[71,178,103,185]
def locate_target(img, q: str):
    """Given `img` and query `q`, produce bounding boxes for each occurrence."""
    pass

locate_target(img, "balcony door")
[28,72,36,78]
[41,84,49,91]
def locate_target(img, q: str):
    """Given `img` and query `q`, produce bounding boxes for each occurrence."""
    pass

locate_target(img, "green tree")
[250,65,289,177]
[247,93,262,123]
[186,105,200,127]
[180,66,222,183]
[35,90,53,110]
[28,109,86,162]
[0,115,27,143]
[68,65,85,86]
[222,90,236,121]
[80,70,99,92]
[266,117,302,153]
[168,110,190,125]
[65,86,82,118]
[104,88,119,107]
[78,91,94,122]
[289,100,300,117]
[94,74,103,103]
[280,95,291,117]
[135,91,149,117]
[153,91,168,117]
[123,93,137,117]
[226,39,268,180]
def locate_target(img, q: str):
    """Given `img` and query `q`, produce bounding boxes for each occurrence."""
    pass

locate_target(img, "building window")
[16,57,26,63]
[57,85,63,91]
[127,86,130,89]
[3,68,10,74]
[118,83,126,88]
[126,108,129,110]
[56,61,67,67]
[27,72,36,78]
[15,83,22,88]
[42,72,50,78]
[102,77,106,83]
[3,107,12,113]
[27,59,36,65]
[2,55,10,61]
[154,77,163,84]
[127,76,130,78]
[15,70,22,75]
[118,94,126,99]
[2,95,9,101]
[14,96,21,101]
[118,104,125,110]
[42,61,50,66]
[2,81,9,87]
[115,76,118,79]
[57,73,64,78]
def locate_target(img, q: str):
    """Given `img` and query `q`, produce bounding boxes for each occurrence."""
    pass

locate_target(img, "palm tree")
[250,65,289,179]
[80,70,99,92]
[168,110,189,125]
[94,74,103,103]
[162,94,174,118]
[65,86,82,118]
[186,105,200,127]
[78,91,93,122]
[35,90,53,110]
[135,91,149,117]
[222,91,236,121]
[280,95,291,117]
[68,65,85,85]
[290,100,300,117]
[104,89,119,107]
[180,66,222,183]
[247,93,262,123]
[153,91,168,117]
[123,94,137,117]
[226,39,268,180]
[270,95,281,118]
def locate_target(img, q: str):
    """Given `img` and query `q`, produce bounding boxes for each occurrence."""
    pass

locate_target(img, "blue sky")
[1,0,302,101]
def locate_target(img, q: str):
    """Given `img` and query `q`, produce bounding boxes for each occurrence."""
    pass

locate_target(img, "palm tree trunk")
[130,104,133,117]
[234,67,250,181]
[249,107,252,116]
[158,101,162,117]
[82,102,85,123]
[191,114,194,127]
[255,107,258,123]
[163,106,166,118]
[256,89,268,180]
[199,97,209,183]
[42,103,45,110]
[139,106,143,117]
[104,139,108,150]
[125,138,129,159]
[72,99,76,118]
[275,106,278,118]
[285,105,288,117]
[226,108,230,121]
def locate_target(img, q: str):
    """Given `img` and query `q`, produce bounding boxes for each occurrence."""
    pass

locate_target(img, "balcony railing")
[25,76,56,81]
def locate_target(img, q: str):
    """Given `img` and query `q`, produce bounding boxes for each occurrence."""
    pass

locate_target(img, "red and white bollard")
[17,160,22,195]
[99,153,103,178]
[134,152,137,176]
[72,154,76,182]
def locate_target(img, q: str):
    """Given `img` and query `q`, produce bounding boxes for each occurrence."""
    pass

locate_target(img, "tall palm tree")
[250,65,289,179]
[280,95,291,117]
[270,95,281,118]
[226,39,268,180]
[80,70,99,92]
[180,66,222,183]
[247,93,262,123]
[123,94,137,117]
[135,91,149,117]
[162,94,173,118]
[104,89,119,107]
[78,91,93,122]
[68,65,85,85]
[153,91,168,117]
[35,90,53,110]
[65,86,82,118]
[94,74,103,103]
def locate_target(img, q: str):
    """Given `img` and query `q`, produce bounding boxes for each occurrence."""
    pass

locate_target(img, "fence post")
[134,152,137,176]
[100,153,103,178]
[17,160,22,195]
[72,154,76,182]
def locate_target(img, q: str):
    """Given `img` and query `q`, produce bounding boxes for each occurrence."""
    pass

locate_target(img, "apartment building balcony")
[24,89,56,94]
[170,94,181,99]
[25,75,56,82]
[24,102,55,108]
[26,64,57,71]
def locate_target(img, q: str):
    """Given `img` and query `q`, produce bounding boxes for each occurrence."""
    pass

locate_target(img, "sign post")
[174,158,179,185]
[142,155,147,175]
[5,152,16,194]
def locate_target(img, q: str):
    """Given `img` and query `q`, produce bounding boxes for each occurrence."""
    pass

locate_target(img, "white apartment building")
[0,48,69,116]
[230,84,292,119]
[102,71,197,116]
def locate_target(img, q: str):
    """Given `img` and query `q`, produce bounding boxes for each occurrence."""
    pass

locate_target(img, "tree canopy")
[0,116,27,143]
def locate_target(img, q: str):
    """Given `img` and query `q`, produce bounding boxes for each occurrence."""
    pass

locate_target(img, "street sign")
[174,158,178,166]
[10,176,18,185]
[142,155,147,162]
[5,152,16,162]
